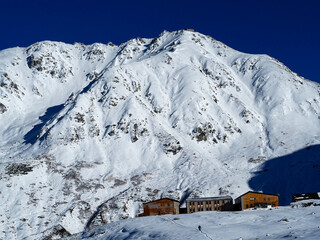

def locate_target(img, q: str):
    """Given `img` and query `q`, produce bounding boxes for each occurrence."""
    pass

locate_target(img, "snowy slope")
[65,201,320,240]
[0,30,319,239]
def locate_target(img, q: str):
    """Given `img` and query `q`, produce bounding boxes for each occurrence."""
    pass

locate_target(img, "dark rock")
[0,103,7,113]
[42,224,71,240]
[5,163,33,176]
[26,55,42,70]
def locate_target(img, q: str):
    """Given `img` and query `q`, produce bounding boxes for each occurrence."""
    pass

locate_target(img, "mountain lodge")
[138,191,282,217]
[234,191,279,210]
[138,198,180,217]
[186,196,233,213]
[292,192,320,202]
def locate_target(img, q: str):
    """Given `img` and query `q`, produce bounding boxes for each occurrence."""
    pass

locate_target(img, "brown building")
[186,196,233,213]
[234,191,279,210]
[292,192,320,202]
[139,198,180,216]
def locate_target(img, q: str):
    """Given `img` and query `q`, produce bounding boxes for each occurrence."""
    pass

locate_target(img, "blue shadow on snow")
[248,144,320,205]
[23,104,64,145]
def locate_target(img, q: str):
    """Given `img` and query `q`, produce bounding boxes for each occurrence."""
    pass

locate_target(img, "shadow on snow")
[23,104,64,145]
[248,144,320,205]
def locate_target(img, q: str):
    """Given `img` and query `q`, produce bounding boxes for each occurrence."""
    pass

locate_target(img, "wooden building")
[186,196,233,213]
[139,198,180,216]
[292,192,320,202]
[234,191,279,210]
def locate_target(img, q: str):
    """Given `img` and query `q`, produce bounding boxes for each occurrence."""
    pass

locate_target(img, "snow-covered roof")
[292,192,320,201]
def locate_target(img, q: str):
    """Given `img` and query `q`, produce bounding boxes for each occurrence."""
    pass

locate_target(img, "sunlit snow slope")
[0,30,319,239]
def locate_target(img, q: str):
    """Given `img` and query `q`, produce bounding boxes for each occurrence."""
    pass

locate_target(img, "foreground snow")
[66,201,320,240]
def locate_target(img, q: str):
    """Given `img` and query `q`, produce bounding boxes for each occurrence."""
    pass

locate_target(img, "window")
[250,197,256,201]
[246,204,248,208]
[250,204,253,208]
[264,198,266,201]
[268,198,270,201]
[168,203,171,206]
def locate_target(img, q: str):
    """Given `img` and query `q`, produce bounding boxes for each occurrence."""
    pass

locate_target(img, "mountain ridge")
[0,29,319,239]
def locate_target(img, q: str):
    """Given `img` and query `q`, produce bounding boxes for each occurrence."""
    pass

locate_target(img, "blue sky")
[1,0,319,83]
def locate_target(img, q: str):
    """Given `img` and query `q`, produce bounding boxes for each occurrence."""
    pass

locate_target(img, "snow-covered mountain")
[0,29,319,239]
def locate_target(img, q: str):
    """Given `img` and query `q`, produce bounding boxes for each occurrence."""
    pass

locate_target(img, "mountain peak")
[0,30,319,239]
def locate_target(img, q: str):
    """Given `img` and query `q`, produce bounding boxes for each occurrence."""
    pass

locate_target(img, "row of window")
[249,197,271,201]
[189,206,220,212]
[190,203,220,206]
[189,200,228,205]
[246,203,276,208]
[189,205,219,209]
[189,205,220,210]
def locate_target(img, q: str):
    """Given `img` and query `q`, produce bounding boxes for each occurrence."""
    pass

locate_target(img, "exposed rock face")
[5,163,33,176]
[0,30,319,239]
[0,102,6,113]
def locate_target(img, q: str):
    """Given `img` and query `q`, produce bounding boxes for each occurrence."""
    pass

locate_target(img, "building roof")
[143,198,180,205]
[186,196,232,202]
[235,191,279,200]
[292,192,320,200]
